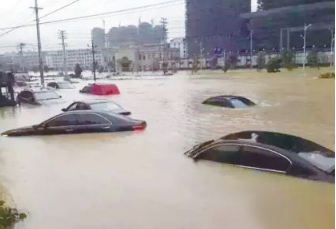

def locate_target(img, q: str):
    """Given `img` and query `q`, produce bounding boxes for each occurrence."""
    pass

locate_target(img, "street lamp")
[303,23,312,70]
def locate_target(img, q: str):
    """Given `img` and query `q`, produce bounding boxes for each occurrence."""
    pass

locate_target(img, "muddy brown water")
[0,70,334,229]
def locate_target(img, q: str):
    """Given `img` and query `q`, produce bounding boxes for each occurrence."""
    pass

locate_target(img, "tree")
[307,50,320,69]
[74,63,82,78]
[256,51,266,71]
[191,56,199,74]
[119,57,132,72]
[223,53,238,72]
[267,57,282,73]
[281,50,295,70]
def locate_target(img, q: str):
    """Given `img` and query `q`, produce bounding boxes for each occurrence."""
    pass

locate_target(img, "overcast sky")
[0,0,257,54]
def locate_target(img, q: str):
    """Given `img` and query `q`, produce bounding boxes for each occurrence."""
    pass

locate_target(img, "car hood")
[2,126,34,136]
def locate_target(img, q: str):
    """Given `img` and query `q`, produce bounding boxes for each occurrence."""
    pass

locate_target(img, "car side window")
[67,103,78,111]
[47,114,79,127]
[78,114,110,125]
[198,144,291,172]
[242,146,291,172]
[76,103,90,110]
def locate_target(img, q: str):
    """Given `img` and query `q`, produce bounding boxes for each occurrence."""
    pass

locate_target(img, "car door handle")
[102,126,110,130]
[65,129,74,132]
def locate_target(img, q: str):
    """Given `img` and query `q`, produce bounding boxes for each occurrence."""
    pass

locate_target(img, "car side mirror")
[61,108,67,112]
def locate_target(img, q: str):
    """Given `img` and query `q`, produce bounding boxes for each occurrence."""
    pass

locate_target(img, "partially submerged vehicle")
[47,81,75,89]
[62,99,131,116]
[203,95,256,108]
[185,131,335,183]
[2,110,146,137]
[80,83,120,96]
[0,71,16,107]
[17,89,63,105]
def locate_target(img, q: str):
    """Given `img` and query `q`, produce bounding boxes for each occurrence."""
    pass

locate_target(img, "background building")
[185,0,251,56]
[91,27,106,49]
[242,1,335,50]
[170,38,187,58]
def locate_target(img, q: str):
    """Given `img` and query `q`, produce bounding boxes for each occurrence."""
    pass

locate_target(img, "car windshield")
[298,152,335,173]
[229,98,249,108]
[34,91,60,101]
[90,102,122,111]
[58,82,74,89]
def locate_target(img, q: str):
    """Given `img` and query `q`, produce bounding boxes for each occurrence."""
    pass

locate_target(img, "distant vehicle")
[2,110,146,137]
[80,83,120,95]
[47,81,75,89]
[0,71,16,107]
[62,99,131,116]
[185,131,335,183]
[17,89,63,105]
[203,95,256,108]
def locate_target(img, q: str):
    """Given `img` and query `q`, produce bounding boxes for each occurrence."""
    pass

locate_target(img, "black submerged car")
[62,99,131,116]
[185,131,335,183]
[2,111,146,137]
[203,95,256,108]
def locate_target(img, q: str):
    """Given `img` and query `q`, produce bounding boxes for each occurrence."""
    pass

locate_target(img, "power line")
[0,0,183,32]
[39,0,81,20]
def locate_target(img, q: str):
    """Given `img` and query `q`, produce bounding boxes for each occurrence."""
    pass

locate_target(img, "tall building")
[242,1,335,50]
[91,27,106,49]
[186,0,251,57]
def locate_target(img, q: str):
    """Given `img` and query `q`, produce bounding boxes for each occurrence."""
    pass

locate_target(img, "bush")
[267,57,282,73]
[0,200,26,229]
[281,50,295,71]
[256,51,266,71]
[319,72,335,79]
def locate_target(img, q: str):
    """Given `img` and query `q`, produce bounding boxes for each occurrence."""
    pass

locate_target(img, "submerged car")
[203,95,256,108]
[185,131,334,183]
[2,110,146,137]
[47,81,75,89]
[62,99,131,115]
[80,83,120,95]
[17,89,63,105]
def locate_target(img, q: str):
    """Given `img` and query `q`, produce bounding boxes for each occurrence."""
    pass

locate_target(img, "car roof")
[63,110,121,117]
[207,95,245,100]
[74,99,115,104]
[221,131,334,156]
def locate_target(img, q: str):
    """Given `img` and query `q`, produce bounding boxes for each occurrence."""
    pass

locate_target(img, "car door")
[76,113,112,133]
[197,143,292,174]
[44,114,79,135]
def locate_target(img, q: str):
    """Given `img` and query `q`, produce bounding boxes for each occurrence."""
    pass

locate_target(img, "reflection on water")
[0,69,334,229]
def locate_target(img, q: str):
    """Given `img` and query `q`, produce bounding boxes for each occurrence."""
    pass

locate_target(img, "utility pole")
[199,41,203,70]
[303,23,312,70]
[250,30,253,69]
[88,40,97,81]
[160,18,168,62]
[18,43,26,72]
[329,27,335,67]
[58,30,68,77]
[31,0,44,87]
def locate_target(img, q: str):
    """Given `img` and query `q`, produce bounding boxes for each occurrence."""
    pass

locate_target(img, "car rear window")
[229,98,249,108]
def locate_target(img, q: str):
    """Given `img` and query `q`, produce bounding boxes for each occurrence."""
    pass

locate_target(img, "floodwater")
[0,69,334,229]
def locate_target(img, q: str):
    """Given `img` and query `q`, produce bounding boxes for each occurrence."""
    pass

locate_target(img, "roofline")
[240,2,335,19]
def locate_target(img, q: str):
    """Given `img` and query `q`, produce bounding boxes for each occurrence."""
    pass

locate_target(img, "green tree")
[267,57,282,73]
[281,50,295,70]
[307,50,320,69]
[256,51,266,71]
[0,200,26,229]
[74,63,82,78]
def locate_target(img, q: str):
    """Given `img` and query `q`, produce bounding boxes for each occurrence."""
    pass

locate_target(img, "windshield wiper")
[184,140,215,158]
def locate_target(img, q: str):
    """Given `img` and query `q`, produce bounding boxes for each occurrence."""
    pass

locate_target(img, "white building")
[45,49,103,70]
[170,38,187,58]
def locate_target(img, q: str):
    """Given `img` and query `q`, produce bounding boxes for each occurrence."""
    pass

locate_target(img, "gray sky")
[0,0,257,53]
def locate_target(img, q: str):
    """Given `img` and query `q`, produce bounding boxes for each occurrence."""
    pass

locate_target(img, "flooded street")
[0,69,334,229]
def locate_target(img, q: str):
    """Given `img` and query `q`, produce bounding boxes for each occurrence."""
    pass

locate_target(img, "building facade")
[91,27,106,49]
[186,0,251,56]
[170,38,188,58]
[45,49,103,70]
